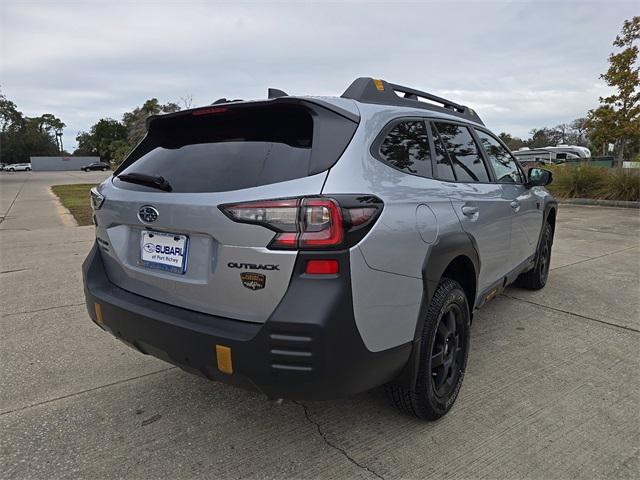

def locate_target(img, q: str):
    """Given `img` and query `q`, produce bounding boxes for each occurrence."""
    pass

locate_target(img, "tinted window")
[430,123,456,181]
[116,105,317,193]
[378,121,431,177]
[475,130,522,183]
[434,123,489,182]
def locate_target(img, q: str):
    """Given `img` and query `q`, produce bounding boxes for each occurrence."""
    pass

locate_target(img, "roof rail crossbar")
[388,82,465,113]
[341,77,484,125]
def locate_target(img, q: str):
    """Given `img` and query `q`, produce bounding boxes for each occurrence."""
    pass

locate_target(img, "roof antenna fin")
[268,88,288,99]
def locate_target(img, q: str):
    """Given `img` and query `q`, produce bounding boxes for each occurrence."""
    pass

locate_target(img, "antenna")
[268,88,288,99]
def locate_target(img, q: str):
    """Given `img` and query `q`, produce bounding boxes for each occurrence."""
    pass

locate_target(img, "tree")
[568,118,589,146]
[29,113,66,152]
[587,16,640,161]
[527,127,564,148]
[74,118,127,163]
[554,123,569,144]
[122,98,180,147]
[0,92,23,133]
[0,90,62,164]
[498,132,526,151]
[74,98,182,167]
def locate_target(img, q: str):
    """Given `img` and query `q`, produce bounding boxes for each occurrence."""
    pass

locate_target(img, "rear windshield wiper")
[117,173,172,192]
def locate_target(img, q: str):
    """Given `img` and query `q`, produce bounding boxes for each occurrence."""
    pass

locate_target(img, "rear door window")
[430,122,456,181]
[434,122,490,183]
[474,129,523,184]
[377,120,432,177]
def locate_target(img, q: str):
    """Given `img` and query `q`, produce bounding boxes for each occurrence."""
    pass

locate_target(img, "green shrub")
[598,169,640,202]
[546,164,640,201]
[547,165,608,199]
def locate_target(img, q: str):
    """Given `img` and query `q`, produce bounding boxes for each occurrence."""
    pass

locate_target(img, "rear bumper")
[82,243,411,400]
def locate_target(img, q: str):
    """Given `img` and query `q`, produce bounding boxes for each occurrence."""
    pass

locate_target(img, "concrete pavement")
[0,171,110,230]
[1,172,638,479]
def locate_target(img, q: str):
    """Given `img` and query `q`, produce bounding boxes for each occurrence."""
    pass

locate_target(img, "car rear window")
[377,120,432,177]
[115,103,356,193]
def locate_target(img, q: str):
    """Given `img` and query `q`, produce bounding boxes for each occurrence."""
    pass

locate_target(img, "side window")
[474,129,523,184]
[378,120,431,177]
[430,122,456,181]
[434,122,490,183]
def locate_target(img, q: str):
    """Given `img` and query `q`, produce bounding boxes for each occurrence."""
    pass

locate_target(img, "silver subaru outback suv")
[83,78,556,420]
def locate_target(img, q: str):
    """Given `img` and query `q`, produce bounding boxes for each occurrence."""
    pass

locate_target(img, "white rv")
[513,145,590,165]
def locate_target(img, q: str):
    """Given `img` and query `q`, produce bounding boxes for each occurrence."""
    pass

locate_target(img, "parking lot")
[1,171,638,479]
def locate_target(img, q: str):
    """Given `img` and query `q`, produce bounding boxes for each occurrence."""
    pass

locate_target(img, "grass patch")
[51,183,96,226]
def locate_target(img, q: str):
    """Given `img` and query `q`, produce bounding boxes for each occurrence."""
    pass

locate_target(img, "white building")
[30,156,101,171]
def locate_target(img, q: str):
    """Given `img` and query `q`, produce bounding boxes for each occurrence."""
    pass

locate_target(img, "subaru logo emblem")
[138,205,159,223]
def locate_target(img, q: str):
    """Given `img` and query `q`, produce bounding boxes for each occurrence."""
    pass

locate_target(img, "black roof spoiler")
[144,96,360,130]
[341,77,484,125]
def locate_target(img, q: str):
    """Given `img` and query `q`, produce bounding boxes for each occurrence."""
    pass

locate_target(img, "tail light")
[90,187,105,210]
[220,195,383,250]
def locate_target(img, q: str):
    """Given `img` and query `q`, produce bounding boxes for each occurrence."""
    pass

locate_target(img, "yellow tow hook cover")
[94,302,104,326]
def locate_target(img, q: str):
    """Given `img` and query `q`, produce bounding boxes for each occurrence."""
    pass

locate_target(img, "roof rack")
[341,77,484,125]
[211,98,243,105]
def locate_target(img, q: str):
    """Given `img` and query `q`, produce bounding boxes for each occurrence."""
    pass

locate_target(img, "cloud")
[1,0,637,149]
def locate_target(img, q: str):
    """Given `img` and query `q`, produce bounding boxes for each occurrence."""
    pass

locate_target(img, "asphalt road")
[1,171,638,479]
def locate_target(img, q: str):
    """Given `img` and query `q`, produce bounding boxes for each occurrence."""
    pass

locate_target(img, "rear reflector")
[216,345,233,374]
[305,260,339,275]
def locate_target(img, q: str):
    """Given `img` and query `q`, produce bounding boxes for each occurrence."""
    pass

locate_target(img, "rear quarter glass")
[114,103,358,193]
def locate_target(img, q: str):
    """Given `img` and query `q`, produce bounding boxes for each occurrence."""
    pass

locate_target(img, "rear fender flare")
[529,200,558,270]
[393,230,479,390]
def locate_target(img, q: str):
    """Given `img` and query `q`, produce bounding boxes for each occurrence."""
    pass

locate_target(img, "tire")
[385,278,471,420]
[517,222,553,290]
[102,167,108,171]
[9,168,14,172]
[84,168,90,172]
[25,167,31,171]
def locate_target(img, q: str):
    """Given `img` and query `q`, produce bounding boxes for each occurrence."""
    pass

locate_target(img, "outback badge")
[240,272,266,291]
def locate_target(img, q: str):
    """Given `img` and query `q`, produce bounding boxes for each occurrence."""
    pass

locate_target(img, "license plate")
[140,230,188,274]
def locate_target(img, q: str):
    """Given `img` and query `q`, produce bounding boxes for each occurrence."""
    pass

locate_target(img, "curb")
[48,187,79,227]
[558,198,640,209]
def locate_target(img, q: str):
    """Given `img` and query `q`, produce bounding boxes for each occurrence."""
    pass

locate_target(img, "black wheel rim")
[539,231,551,282]
[430,304,465,398]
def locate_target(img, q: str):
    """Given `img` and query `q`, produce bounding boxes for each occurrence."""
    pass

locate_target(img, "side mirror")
[527,168,553,187]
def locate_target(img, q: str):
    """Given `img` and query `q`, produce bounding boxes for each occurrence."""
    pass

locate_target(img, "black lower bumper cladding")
[82,243,411,400]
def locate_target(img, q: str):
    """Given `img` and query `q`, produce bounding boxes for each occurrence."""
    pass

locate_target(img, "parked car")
[83,78,556,420]
[82,162,110,172]
[5,163,32,172]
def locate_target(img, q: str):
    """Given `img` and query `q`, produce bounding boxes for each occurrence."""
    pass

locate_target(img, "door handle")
[461,206,479,217]
[510,201,520,211]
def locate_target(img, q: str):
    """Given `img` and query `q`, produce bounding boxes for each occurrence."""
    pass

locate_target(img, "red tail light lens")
[220,195,382,250]
[299,198,343,248]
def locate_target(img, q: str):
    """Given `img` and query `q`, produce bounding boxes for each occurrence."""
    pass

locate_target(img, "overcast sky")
[1,0,637,151]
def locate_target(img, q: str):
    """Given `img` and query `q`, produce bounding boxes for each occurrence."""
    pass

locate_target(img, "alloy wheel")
[430,304,465,398]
